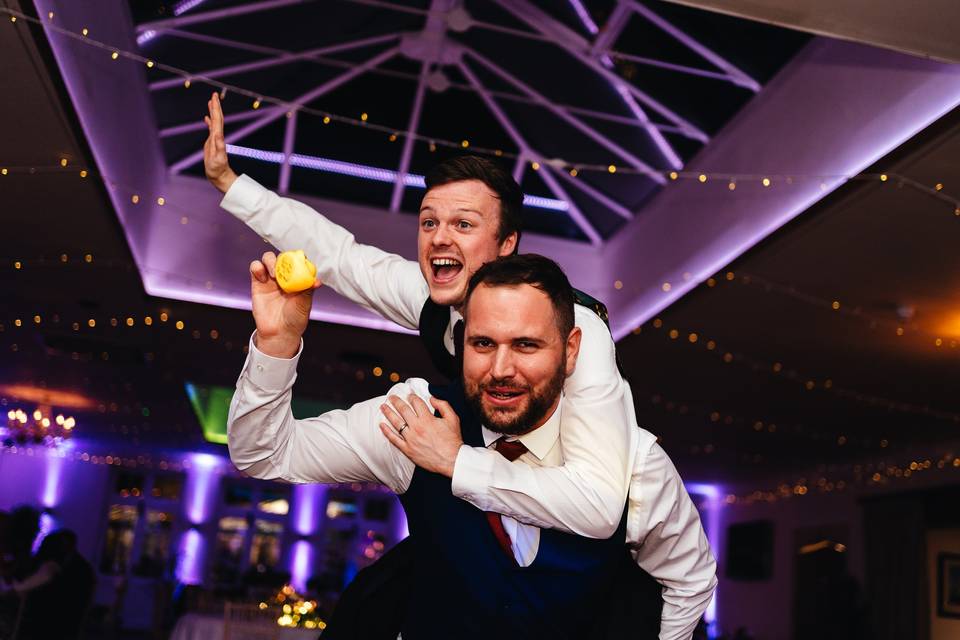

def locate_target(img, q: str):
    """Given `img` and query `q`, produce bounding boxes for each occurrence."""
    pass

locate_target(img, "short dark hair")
[464,254,574,338]
[424,155,523,250]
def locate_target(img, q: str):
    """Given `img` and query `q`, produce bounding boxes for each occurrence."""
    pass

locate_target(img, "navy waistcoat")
[396,380,628,640]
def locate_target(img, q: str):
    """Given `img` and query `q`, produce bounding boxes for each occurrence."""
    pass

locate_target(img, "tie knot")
[494,438,528,462]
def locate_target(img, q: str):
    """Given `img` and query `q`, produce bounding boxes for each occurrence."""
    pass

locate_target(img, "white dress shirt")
[222,175,716,639]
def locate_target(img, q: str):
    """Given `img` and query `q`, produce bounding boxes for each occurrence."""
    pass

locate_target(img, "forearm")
[221,175,427,329]
[629,442,718,640]
[227,334,412,489]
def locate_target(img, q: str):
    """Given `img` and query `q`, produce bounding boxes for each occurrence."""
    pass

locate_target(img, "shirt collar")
[480,396,563,461]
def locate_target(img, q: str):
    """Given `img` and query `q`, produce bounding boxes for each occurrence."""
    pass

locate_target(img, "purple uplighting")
[41,451,64,508]
[290,540,314,592]
[176,528,206,585]
[183,452,222,525]
[687,482,721,630]
[224,144,570,212]
[292,484,327,537]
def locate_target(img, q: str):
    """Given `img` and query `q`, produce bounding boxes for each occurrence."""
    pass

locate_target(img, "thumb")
[430,397,456,421]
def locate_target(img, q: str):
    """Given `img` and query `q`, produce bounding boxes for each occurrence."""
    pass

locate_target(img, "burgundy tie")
[486,438,528,563]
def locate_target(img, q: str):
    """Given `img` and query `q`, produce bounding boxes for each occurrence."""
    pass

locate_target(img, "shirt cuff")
[244,331,303,392]
[450,445,496,508]
[220,174,268,221]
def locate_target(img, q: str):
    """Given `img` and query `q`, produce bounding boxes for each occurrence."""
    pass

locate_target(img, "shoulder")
[572,304,617,361]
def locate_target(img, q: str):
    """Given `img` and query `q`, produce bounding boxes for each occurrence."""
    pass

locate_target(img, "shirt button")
[256,364,264,372]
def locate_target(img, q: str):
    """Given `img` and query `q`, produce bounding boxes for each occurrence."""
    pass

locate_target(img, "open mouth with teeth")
[430,257,463,284]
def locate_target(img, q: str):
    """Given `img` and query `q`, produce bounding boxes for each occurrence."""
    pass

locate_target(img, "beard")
[464,359,567,436]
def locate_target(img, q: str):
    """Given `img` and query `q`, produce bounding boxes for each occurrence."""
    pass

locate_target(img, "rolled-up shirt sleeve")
[451,306,634,538]
[628,438,718,640]
[227,332,426,494]
[221,174,428,330]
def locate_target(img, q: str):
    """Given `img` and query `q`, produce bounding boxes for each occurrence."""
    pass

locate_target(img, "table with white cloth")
[169,612,321,640]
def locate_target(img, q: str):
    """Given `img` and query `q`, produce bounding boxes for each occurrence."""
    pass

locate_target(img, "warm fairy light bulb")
[80,170,87,178]
[461,140,469,148]
[360,112,368,121]
[661,282,671,292]
[33,409,42,421]
[56,415,64,425]
[41,418,50,428]
[64,417,75,430]
[762,178,771,187]
[728,181,736,190]
[607,164,616,174]
[7,410,15,420]
[131,194,139,203]
[698,174,707,183]
[323,116,330,124]
[531,161,540,171]
[669,171,678,180]
[146,59,155,68]
[81,28,89,36]
[880,174,888,182]
[157,197,165,205]
[184,79,191,88]
[111,52,119,60]
[60,158,68,167]
[252,99,261,109]
[569,168,578,177]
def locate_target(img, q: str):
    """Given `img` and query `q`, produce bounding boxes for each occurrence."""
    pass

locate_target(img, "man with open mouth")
[229,253,716,639]
[206,93,716,639]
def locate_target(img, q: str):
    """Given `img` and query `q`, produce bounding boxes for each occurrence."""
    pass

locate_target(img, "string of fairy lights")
[636,303,960,424]
[726,449,960,506]
[3,5,960,208]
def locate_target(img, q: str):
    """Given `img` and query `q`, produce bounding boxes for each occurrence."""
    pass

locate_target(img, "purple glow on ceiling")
[136,30,157,46]
[183,452,222,525]
[290,540,314,592]
[143,279,416,334]
[225,144,570,212]
[292,483,327,536]
[176,528,206,585]
[173,0,207,16]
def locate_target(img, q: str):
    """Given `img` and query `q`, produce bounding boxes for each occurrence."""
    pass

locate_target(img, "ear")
[564,326,582,377]
[497,232,518,257]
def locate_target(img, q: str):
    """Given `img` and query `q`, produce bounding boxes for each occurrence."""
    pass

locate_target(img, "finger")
[261,251,277,278]
[379,403,405,430]
[249,260,268,283]
[212,92,223,129]
[312,277,323,290]
[430,397,455,420]
[204,115,212,132]
[379,423,408,451]
[408,394,433,418]
[388,395,419,425]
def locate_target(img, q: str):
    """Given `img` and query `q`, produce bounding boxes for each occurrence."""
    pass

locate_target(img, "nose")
[490,346,516,380]
[432,222,452,246]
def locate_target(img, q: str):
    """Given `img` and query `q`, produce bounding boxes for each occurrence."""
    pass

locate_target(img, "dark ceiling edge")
[17,0,140,280]
[645,104,960,322]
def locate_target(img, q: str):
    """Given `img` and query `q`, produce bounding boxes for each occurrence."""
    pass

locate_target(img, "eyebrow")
[466,335,547,345]
[419,206,484,216]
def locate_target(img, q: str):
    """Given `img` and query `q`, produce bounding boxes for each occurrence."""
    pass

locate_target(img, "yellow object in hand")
[275,250,317,293]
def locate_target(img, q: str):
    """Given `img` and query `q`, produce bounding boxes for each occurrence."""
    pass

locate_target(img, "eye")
[516,341,539,352]
[470,338,494,350]
[456,220,473,229]
[421,219,437,229]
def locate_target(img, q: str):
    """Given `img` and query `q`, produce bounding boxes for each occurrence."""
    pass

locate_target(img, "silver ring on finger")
[397,423,409,438]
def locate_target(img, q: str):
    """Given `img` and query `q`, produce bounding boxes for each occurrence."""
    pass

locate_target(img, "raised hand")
[204,92,238,194]
[249,251,321,358]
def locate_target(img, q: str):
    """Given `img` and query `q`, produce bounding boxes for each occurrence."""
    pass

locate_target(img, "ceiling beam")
[169,46,400,173]
[137,0,309,33]
[463,46,667,185]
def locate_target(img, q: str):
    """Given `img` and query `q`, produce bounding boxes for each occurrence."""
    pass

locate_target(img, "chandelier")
[3,407,75,448]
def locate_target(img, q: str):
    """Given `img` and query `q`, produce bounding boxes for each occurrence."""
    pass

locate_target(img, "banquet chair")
[223,601,280,640]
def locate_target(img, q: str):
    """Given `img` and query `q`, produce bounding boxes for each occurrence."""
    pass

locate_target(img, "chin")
[429,285,466,308]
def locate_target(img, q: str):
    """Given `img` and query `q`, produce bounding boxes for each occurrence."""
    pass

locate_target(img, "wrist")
[215,170,238,194]
[254,332,300,359]
[440,443,464,478]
